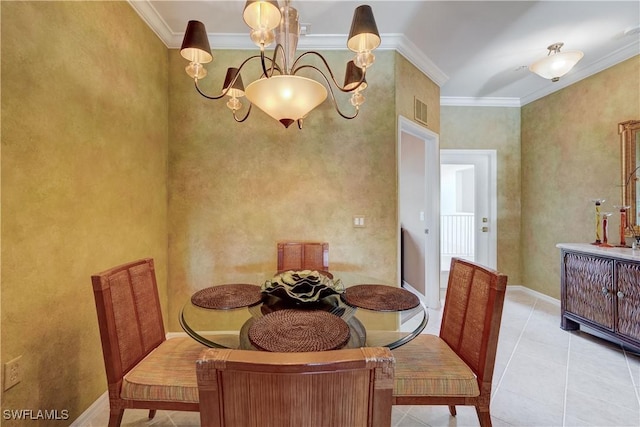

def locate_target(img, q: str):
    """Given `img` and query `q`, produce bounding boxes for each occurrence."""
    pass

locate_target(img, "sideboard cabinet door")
[563,252,614,330]
[616,261,640,342]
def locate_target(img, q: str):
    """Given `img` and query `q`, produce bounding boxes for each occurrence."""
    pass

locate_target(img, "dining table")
[179,270,428,352]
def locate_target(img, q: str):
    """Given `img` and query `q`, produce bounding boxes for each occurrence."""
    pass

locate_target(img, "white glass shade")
[245,75,328,127]
[529,50,584,81]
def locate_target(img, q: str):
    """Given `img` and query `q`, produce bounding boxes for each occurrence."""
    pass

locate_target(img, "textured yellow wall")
[167,49,399,330]
[1,2,169,423]
[395,53,441,134]
[441,106,522,284]
[521,56,640,298]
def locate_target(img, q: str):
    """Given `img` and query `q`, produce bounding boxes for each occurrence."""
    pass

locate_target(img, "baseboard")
[70,392,108,427]
[507,284,560,306]
[166,331,189,339]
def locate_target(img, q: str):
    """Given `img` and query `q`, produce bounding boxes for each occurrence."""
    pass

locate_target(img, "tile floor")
[81,287,640,427]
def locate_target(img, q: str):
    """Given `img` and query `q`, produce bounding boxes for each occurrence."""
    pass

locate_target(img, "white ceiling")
[129,0,640,107]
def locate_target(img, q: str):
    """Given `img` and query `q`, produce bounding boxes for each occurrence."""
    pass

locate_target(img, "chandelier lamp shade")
[180,1,380,129]
[529,42,584,82]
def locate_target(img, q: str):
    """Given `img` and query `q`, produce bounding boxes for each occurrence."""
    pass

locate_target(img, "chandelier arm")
[292,51,366,93]
[295,64,360,120]
[193,54,271,100]
[232,104,252,123]
[194,80,226,100]
[262,44,286,77]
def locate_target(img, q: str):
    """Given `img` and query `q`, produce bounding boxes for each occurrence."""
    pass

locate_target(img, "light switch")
[353,215,365,228]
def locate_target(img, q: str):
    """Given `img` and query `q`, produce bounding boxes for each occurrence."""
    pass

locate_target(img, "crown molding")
[128,0,175,44]
[440,97,522,108]
[382,34,449,87]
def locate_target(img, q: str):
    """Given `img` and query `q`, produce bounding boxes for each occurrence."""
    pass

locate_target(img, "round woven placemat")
[342,285,420,311]
[248,309,351,352]
[191,284,263,309]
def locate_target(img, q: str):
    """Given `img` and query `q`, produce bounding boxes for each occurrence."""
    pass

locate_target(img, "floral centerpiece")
[262,270,344,303]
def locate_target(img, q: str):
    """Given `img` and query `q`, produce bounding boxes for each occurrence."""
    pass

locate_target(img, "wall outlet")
[353,215,366,228]
[4,356,22,391]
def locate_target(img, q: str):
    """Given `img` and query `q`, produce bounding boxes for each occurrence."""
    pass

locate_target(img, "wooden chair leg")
[448,405,457,416]
[475,405,492,427]
[148,409,157,419]
[108,408,124,427]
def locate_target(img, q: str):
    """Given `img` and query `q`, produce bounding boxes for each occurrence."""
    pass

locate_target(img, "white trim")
[440,97,522,108]
[508,284,560,306]
[398,116,441,310]
[166,331,189,339]
[391,34,449,87]
[441,149,498,270]
[127,0,174,44]
[70,392,108,427]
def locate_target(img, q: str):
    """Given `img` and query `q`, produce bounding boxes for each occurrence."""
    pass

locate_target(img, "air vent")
[414,97,428,126]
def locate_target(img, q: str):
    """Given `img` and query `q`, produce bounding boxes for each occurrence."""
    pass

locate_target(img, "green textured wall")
[1,2,169,423]
[441,106,522,284]
[167,49,399,330]
[395,53,441,134]
[521,55,640,298]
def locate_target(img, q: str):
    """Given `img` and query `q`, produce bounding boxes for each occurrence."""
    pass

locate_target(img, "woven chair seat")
[121,338,204,403]
[392,334,479,397]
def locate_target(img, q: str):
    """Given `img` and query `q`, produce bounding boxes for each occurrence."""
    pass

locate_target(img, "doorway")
[398,116,440,309]
[440,150,497,292]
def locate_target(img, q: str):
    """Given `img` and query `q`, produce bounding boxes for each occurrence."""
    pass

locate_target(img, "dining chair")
[196,346,395,427]
[91,258,204,427]
[391,257,508,427]
[277,241,330,276]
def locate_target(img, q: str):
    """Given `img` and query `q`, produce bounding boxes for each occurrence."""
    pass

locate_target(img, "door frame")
[397,116,440,309]
[440,149,497,269]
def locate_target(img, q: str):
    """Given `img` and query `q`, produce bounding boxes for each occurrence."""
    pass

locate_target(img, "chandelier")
[180,1,380,129]
[529,42,583,82]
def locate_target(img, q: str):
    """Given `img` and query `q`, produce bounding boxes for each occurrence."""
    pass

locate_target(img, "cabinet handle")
[602,287,610,296]
[617,291,625,299]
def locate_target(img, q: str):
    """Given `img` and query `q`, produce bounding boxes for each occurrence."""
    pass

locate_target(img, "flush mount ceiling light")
[180,1,380,129]
[529,42,584,82]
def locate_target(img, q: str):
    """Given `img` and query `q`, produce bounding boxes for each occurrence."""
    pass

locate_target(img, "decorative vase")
[590,199,605,245]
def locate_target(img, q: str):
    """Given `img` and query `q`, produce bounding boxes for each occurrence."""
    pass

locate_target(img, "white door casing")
[441,150,497,269]
[398,116,440,309]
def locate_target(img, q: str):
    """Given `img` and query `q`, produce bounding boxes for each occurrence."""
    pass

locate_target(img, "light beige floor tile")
[491,388,564,426]
[407,404,479,427]
[627,350,640,385]
[567,368,639,409]
[167,410,201,426]
[395,412,431,427]
[569,349,632,384]
[514,335,569,366]
[118,409,174,426]
[569,330,625,356]
[504,288,538,305]
[497,352,566,410]
[565,389,640,426]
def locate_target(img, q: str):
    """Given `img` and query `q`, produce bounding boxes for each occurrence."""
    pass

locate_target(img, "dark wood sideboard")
[558,243,640,352]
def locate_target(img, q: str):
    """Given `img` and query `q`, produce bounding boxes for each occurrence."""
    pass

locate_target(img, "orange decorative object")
[614,205,631,247]
[599,212,613,247]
